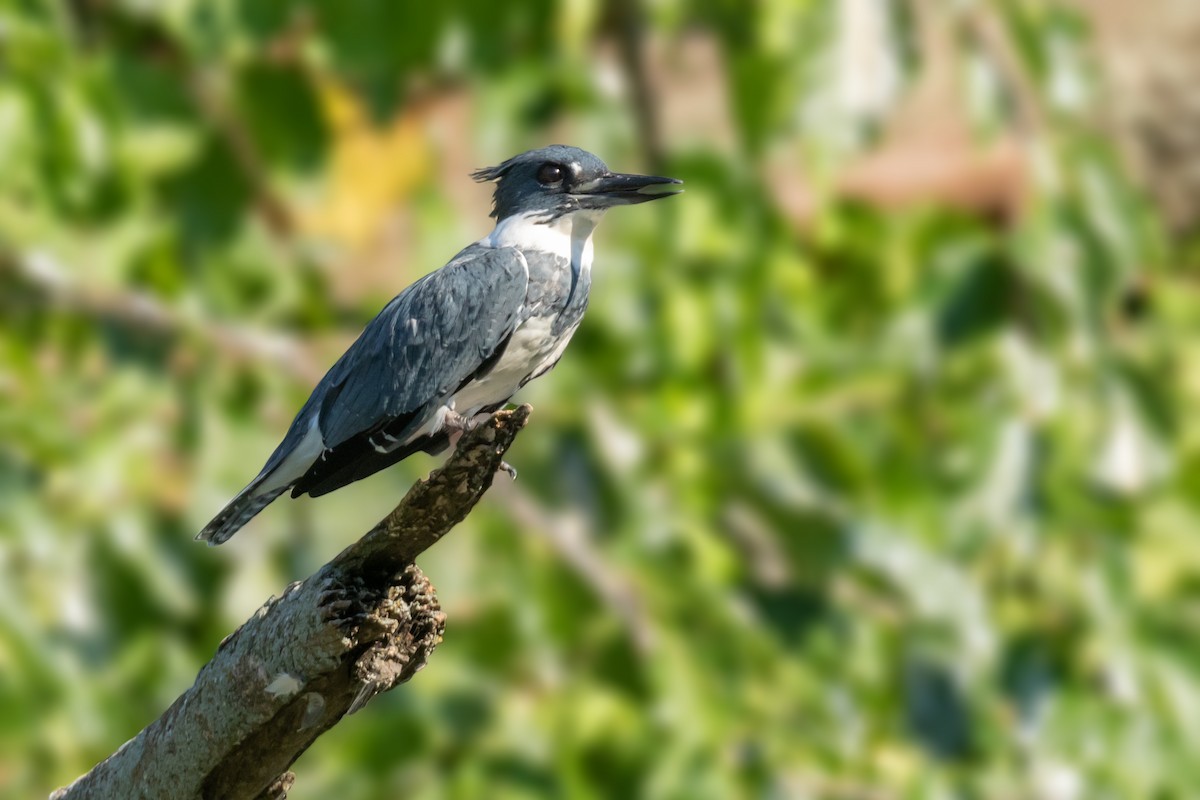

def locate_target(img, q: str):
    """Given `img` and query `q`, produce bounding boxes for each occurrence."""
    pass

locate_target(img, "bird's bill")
[573,172,683,208]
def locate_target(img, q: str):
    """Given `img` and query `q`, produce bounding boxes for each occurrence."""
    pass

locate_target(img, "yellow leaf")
[301,79,431,247]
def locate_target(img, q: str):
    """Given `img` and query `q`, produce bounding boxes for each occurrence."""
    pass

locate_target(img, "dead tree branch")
[51,405,532,800]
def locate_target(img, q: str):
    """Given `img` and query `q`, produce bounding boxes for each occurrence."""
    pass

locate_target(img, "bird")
[197,145,681,545]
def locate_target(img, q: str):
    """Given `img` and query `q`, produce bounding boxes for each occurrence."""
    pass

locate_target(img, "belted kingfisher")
[198,145,681,544]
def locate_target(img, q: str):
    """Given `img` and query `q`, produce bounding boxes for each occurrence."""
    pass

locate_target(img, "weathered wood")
[51,405,532,800]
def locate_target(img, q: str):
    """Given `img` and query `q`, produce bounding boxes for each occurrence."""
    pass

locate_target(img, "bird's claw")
[498,461,518,481]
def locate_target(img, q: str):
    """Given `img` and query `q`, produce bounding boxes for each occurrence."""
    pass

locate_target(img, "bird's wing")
[315,244,529,450]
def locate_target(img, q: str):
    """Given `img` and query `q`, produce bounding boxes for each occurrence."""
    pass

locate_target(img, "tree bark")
[51,405,532,800]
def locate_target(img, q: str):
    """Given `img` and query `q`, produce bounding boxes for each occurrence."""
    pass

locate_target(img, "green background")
[2,1,1198,798]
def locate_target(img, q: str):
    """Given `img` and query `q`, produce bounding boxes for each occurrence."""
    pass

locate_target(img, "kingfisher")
[198,145,681,544]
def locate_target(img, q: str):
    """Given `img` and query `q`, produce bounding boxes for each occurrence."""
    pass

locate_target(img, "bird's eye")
[536,163,565,185]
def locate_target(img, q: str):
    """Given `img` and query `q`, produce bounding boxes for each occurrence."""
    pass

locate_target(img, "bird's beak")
[573,172,683,208]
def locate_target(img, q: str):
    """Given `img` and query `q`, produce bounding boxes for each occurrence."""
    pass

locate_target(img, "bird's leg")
[442,408,517,480]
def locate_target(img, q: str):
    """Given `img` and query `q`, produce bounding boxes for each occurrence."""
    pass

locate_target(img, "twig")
[50,406,532,800]
[491,480,657,654]
[63,0,300,238]
[609,0,665,170]
[185,68,297,238]
[959,3,1047,139]
[1,249,324,384]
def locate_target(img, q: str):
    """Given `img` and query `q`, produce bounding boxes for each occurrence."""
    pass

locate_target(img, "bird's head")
[472,145,682,222]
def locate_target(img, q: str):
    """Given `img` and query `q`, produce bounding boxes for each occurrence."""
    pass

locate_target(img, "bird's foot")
[444,410,516,479]
[442,409,481,434]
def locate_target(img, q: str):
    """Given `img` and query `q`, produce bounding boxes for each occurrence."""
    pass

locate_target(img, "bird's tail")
[196,479,287,546]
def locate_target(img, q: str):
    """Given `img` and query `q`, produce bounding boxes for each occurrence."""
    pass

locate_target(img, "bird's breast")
[455,213,596,417]
[449,312,579,416]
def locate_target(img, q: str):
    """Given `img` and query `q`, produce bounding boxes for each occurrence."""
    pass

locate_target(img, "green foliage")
[2,1,1198,798]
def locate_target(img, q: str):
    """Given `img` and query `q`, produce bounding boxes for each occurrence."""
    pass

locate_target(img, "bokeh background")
[3,1,1200,798]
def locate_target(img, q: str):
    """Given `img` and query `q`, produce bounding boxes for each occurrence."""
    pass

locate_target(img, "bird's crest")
[470,159,515,184]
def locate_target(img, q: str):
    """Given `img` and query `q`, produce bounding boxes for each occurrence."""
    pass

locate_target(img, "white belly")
[449,315,574,416]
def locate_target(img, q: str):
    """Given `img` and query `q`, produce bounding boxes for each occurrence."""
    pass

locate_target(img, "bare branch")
[51,406,532,800]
